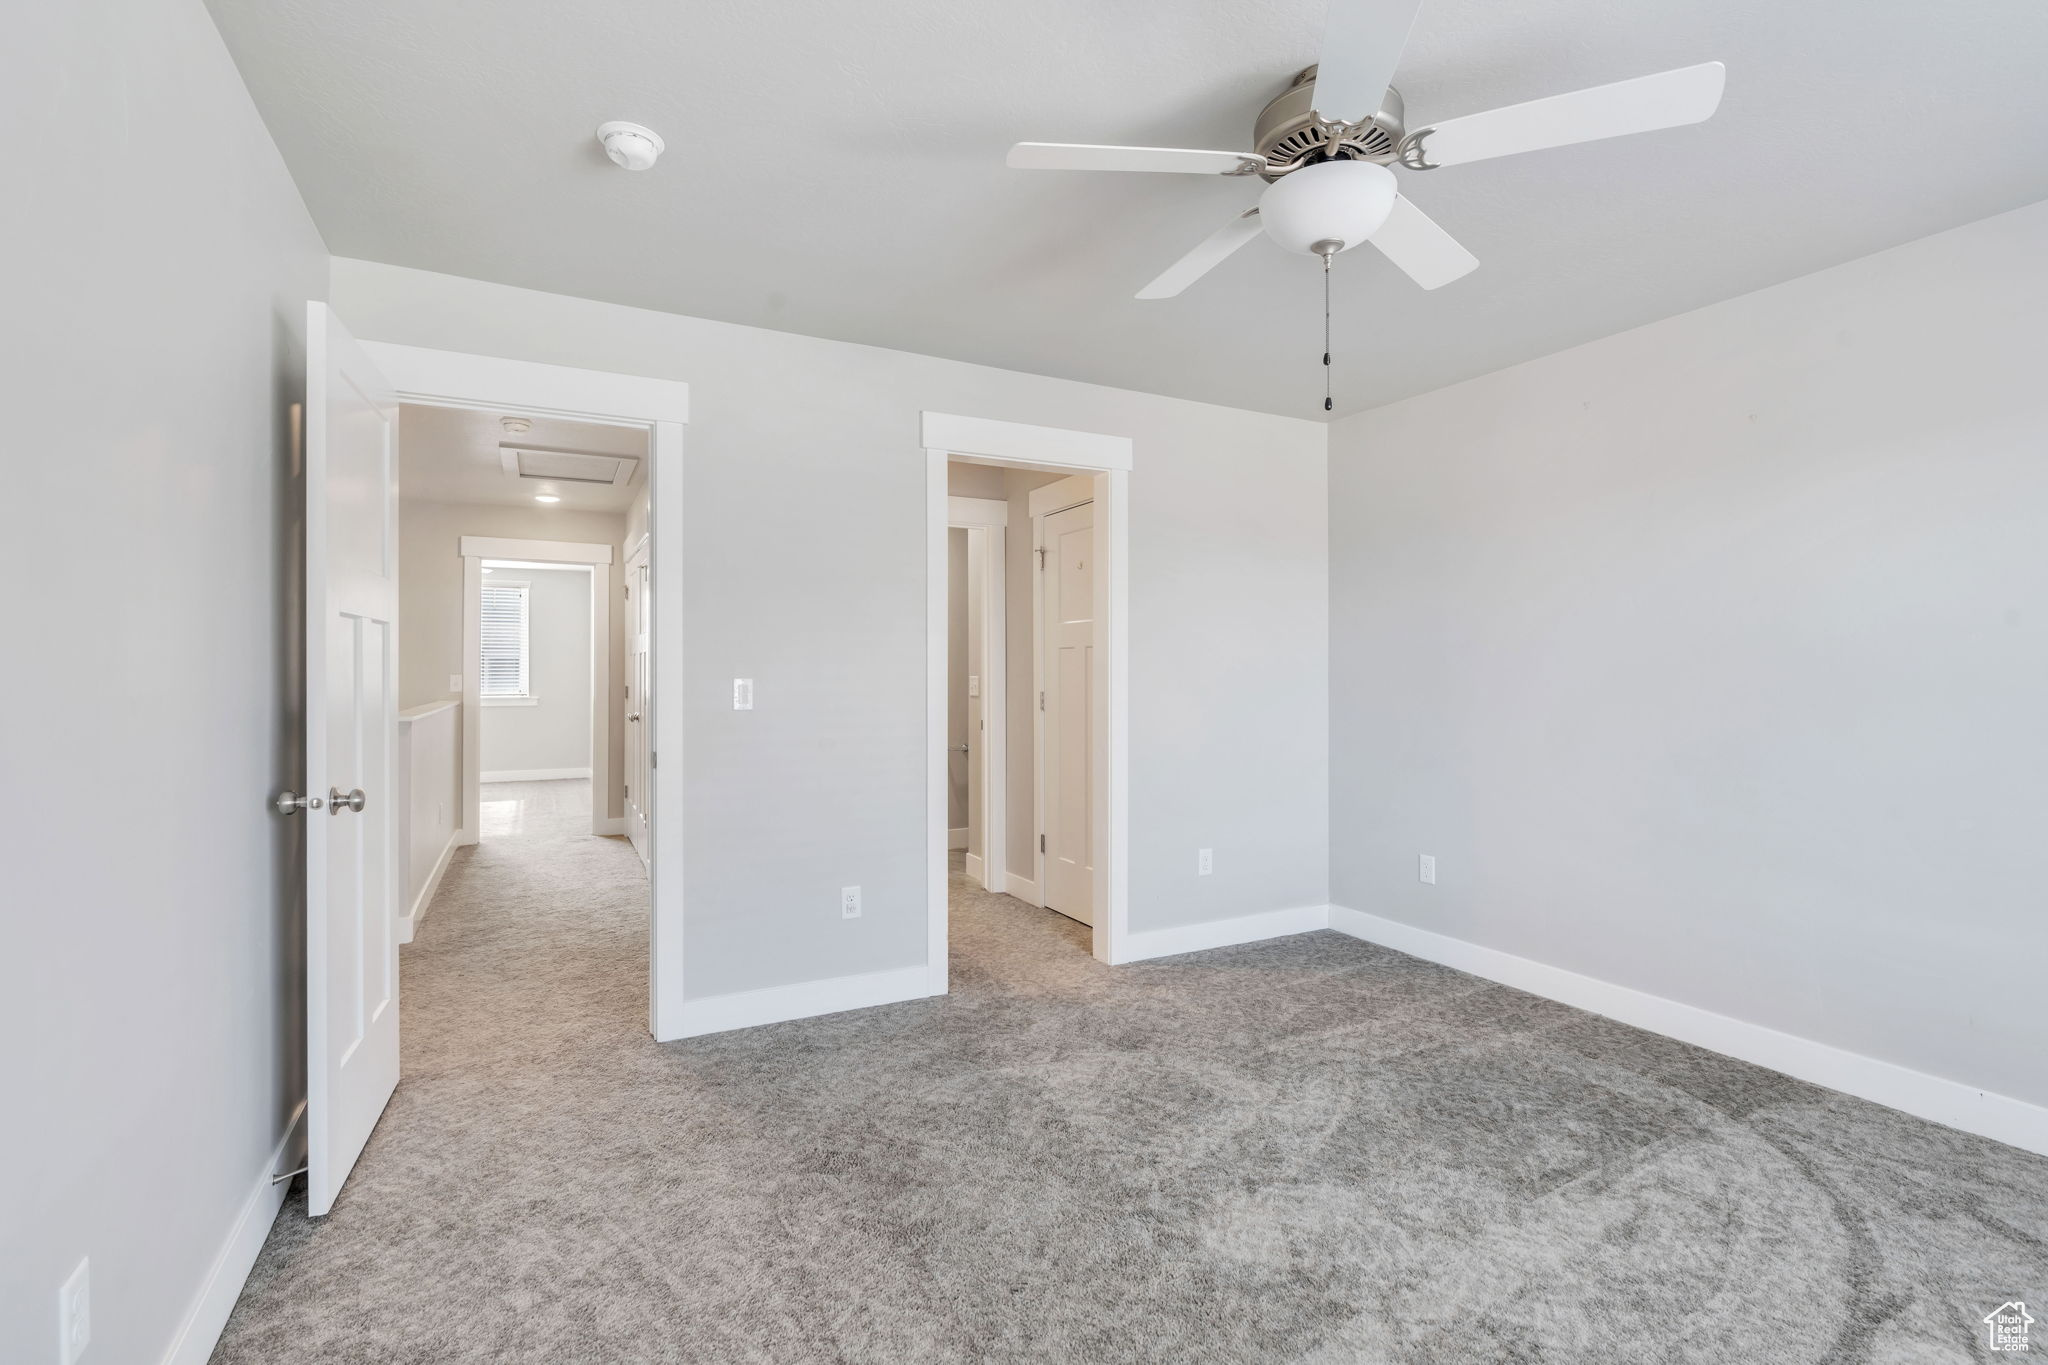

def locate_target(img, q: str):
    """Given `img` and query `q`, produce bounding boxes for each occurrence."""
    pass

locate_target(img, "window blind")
[480,581,530,698]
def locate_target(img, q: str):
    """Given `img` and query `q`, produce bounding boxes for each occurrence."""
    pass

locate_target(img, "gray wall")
[0,0,329,1358]
[1001,468,1067,880]
[480,566,595,776]
[397,498,628,817]
[1329,200,2048,1108]
[946,529,969,832]
[332,257,1330,996]
[946,460,1068,883]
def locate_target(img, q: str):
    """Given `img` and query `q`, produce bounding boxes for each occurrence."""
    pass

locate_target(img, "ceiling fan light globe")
[1257,160,1398,256]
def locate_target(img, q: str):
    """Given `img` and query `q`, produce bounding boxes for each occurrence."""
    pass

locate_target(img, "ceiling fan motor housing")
[1253,65,1406,178]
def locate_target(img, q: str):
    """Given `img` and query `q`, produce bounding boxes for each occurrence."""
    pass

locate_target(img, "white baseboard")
[398,830,462,945]
[1004,871,1042,906]
[1117,903,1332,964]
[963,852,983,882]
[664,964,935,1040]
[480,766,591,783]
[1327,904,2048,1158]
[160,1102,303,1365]
[593,816,625,836]
[948,826,968,850]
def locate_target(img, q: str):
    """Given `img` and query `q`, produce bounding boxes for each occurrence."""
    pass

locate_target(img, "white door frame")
[948,496,1008,895]
[462,542,612,833]
[362,341,689,1040]
[924,413,1132,981]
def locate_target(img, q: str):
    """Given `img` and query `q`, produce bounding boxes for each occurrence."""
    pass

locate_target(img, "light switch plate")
[448,674,461,694]
[733,678,754,711]
[968,674,980,698]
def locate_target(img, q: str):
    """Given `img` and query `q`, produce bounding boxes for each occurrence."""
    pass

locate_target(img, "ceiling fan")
[1006,0,1725,317]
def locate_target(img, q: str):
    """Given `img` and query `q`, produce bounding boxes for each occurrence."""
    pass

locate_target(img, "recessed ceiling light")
[535,494,561,503]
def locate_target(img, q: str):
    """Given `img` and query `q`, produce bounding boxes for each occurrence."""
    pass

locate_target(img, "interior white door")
[1040,499,1096,925]
[624,547,651,863]
[304,301,402,1217]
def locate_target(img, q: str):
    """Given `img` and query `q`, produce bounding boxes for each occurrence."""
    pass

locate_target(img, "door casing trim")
[923,412,1132,984]
[364,340,688,1039]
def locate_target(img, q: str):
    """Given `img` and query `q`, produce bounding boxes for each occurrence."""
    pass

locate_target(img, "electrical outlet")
[59,1257,89,1364]
[840,886,861,919]
[1197,848,1213,876]
[733,678,754,711]
[1419,854,1436,885]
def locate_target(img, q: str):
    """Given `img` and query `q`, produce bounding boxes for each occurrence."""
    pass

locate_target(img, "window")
[480,580,531,701]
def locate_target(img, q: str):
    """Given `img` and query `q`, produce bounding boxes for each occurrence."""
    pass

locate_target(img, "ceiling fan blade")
[1403,61,1725,168]
[1007,143,1267,176]
[1136,209,1265,300]
[1310,0,1426,123]
[1369,195,1477,289]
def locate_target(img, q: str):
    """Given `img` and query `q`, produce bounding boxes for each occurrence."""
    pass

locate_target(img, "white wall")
[333,257,1329,997]
[398,701,461,909]
[0,0,329,1359]
[398,497,627,814]
[480,566,594,778]
[1329,200,2048,1111]
[946,462,1008,499]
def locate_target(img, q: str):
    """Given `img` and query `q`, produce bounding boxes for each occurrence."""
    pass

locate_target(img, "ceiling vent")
[499,445,640,486]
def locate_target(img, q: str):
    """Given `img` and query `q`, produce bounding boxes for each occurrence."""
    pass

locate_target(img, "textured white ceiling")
[399,404,644,512]
[210,0,2048,418]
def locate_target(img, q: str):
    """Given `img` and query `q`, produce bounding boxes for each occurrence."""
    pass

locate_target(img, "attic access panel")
[498,445,640,486]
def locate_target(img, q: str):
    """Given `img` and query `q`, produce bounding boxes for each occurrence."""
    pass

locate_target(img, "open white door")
[1040,497,1096,925]
[304,301,401,1216]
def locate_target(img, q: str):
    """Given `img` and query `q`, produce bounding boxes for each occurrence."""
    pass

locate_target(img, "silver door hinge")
[1040,833,1046,853]
[1039,690,1045,711]
[651,752,657,768]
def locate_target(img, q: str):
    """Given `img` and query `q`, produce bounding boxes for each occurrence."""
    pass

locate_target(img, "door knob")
[275,791,324,814]
[627,713,641,722]
[328,787,367,814]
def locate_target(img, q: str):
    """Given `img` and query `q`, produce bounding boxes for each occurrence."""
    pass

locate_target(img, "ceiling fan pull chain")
[1322,250,1333,413]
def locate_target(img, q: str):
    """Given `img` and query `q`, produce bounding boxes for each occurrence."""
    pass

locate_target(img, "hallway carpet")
[214,817,2045,1363]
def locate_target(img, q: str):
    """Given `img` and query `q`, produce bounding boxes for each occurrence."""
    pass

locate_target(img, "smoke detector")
[499,415,532,435]
[597,121,665,171]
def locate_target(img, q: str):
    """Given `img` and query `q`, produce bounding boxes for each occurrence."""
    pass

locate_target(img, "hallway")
[211,819,2048,1363]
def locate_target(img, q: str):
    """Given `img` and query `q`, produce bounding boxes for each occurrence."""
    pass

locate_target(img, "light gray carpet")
[213,798,2046,1363]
